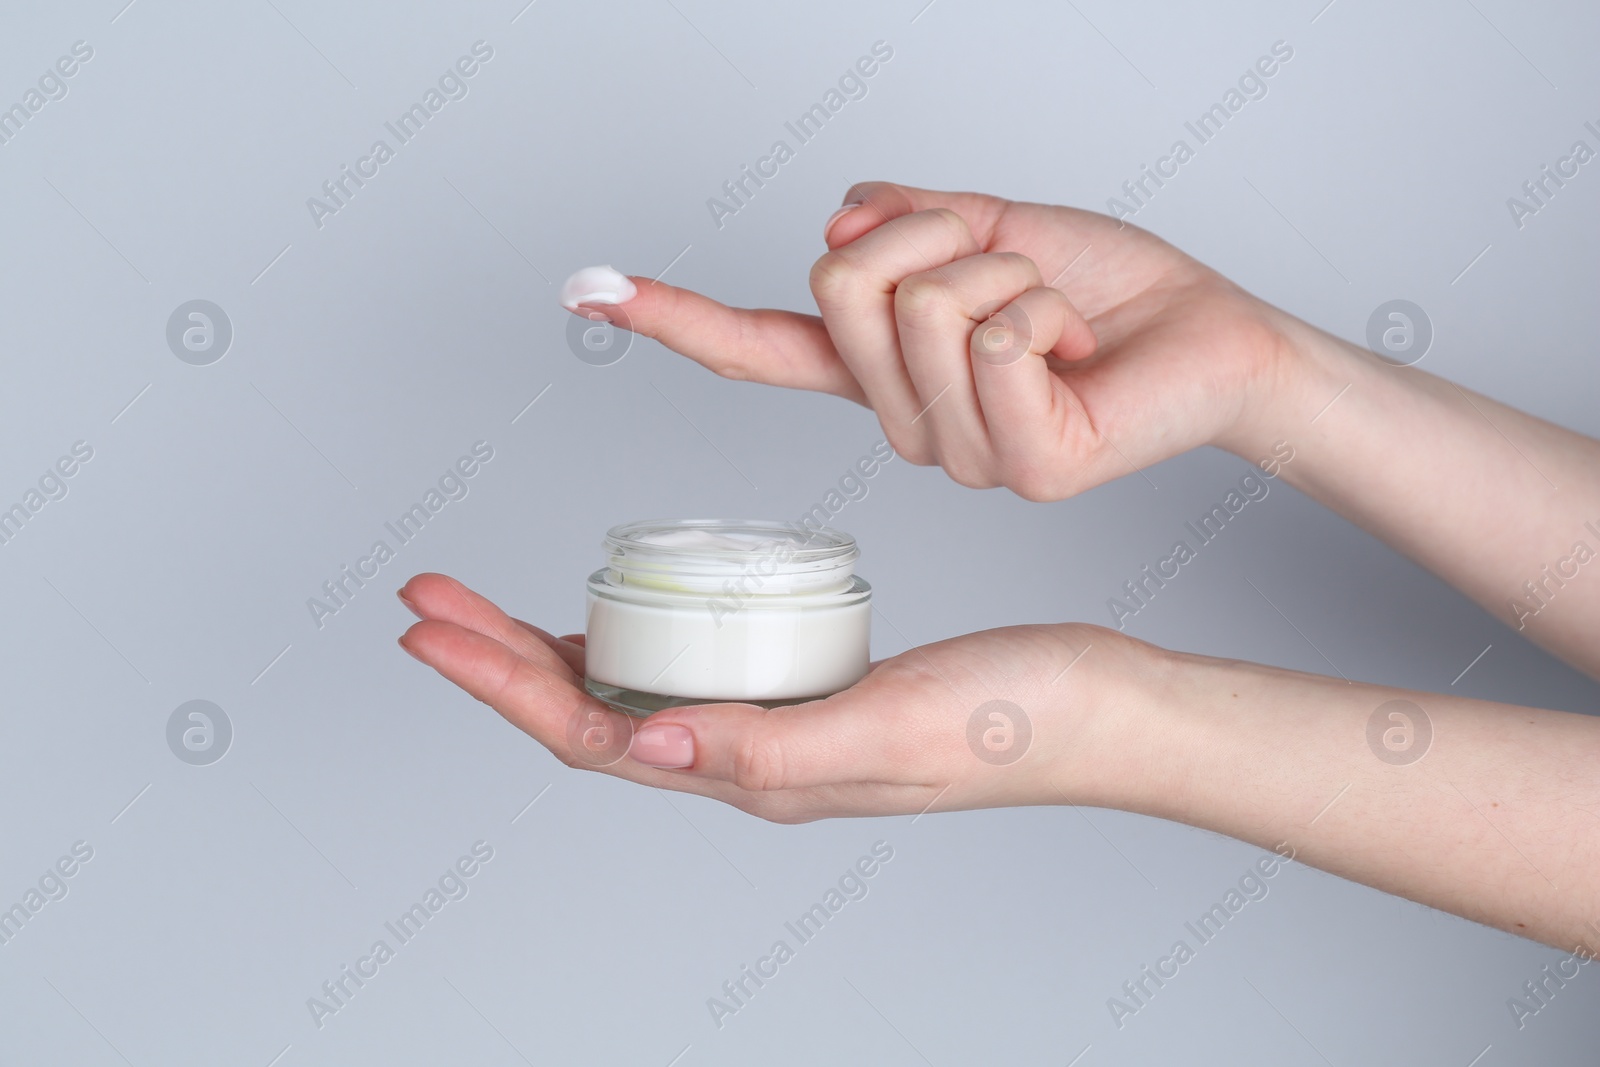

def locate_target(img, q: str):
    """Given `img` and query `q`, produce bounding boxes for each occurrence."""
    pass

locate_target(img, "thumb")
[558,267,866,403]
[627,692,921,793]
[824,180,1012,249]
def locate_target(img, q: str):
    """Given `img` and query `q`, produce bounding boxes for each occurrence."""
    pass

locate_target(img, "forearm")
[1231,311,1600,677]
[1098,643,1600,950]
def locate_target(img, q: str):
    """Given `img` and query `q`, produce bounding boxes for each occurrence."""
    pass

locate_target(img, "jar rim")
[604,518,855,561]
[601,518,859,594]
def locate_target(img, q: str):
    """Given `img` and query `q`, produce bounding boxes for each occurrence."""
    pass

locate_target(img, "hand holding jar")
[397,570,1138,822]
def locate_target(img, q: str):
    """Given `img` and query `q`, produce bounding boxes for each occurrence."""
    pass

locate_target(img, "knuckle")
[706,313,759,381]
[881,426,930,466]
[732,733,789,793]
[1005,463,1067,502]
[943,459,996,491]
[808,250,858,306]
[894,272,954,325]
[993,250,1040,279]
[924,206,966,235]
[891,438,937,467]
[1010,479,1056,503]
[1010,480,1053,503]
[1017,467,1068,502]
[485,656,530,710]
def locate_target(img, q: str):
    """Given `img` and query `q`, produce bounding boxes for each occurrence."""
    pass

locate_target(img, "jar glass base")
[584,678,826,717]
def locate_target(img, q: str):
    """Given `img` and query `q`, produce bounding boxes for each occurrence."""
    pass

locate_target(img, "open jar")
[584,519,871,716]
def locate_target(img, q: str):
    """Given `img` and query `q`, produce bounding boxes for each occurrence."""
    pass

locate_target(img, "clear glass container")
[584,518,871,716]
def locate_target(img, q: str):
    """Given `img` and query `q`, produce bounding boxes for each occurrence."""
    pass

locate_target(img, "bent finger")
[969,286,1103,496]
[811,208,983,458]
[825,180,1011,250]
[895,251,1044,476]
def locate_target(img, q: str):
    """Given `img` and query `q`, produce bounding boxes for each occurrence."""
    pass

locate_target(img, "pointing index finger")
[558,265,866,404]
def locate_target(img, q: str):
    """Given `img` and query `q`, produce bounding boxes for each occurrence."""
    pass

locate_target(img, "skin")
[399,181,1600,953]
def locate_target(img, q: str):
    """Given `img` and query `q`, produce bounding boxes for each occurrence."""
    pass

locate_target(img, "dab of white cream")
[635,527,779,553]
[559,265,636,310]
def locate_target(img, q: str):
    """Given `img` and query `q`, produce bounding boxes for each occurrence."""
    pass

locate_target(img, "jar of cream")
[584,519,871,716]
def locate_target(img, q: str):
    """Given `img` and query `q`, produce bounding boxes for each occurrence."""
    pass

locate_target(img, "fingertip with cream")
[559,265,637,311]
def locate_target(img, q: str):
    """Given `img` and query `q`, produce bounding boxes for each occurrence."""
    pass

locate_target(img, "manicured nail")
[630,723,695,769]
[397,589,422,618]
[823,202,863,242]
[559,265,637,311]
[574,302,613,324]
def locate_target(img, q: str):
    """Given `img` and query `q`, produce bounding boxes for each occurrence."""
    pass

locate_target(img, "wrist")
[1033,625,1182,812]
[1211,298,1363,465]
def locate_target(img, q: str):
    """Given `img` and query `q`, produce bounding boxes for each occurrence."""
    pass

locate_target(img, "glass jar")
[584,519,872,716]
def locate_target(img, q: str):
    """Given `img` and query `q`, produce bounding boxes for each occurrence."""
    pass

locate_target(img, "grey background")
[2,0,1597,1063]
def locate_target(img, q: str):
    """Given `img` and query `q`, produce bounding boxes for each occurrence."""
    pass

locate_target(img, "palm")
[397,571,1103,824]
[574,624,1072,820]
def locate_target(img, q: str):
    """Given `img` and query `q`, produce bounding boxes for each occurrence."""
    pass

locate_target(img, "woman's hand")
[563,180,1600,678]
[562,180,1301,499]
[398,569,1600,951]
[396,572,1155,822]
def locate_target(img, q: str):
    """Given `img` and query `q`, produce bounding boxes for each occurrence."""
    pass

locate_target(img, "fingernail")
[630,723,695,769]
[397,636,426,664]
[397,589,422,618]
[559,265,637,311]
[823,202,863,242]
[574,302,613,324]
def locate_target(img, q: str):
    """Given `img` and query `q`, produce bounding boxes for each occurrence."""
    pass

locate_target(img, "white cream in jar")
[584,519,871,715]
